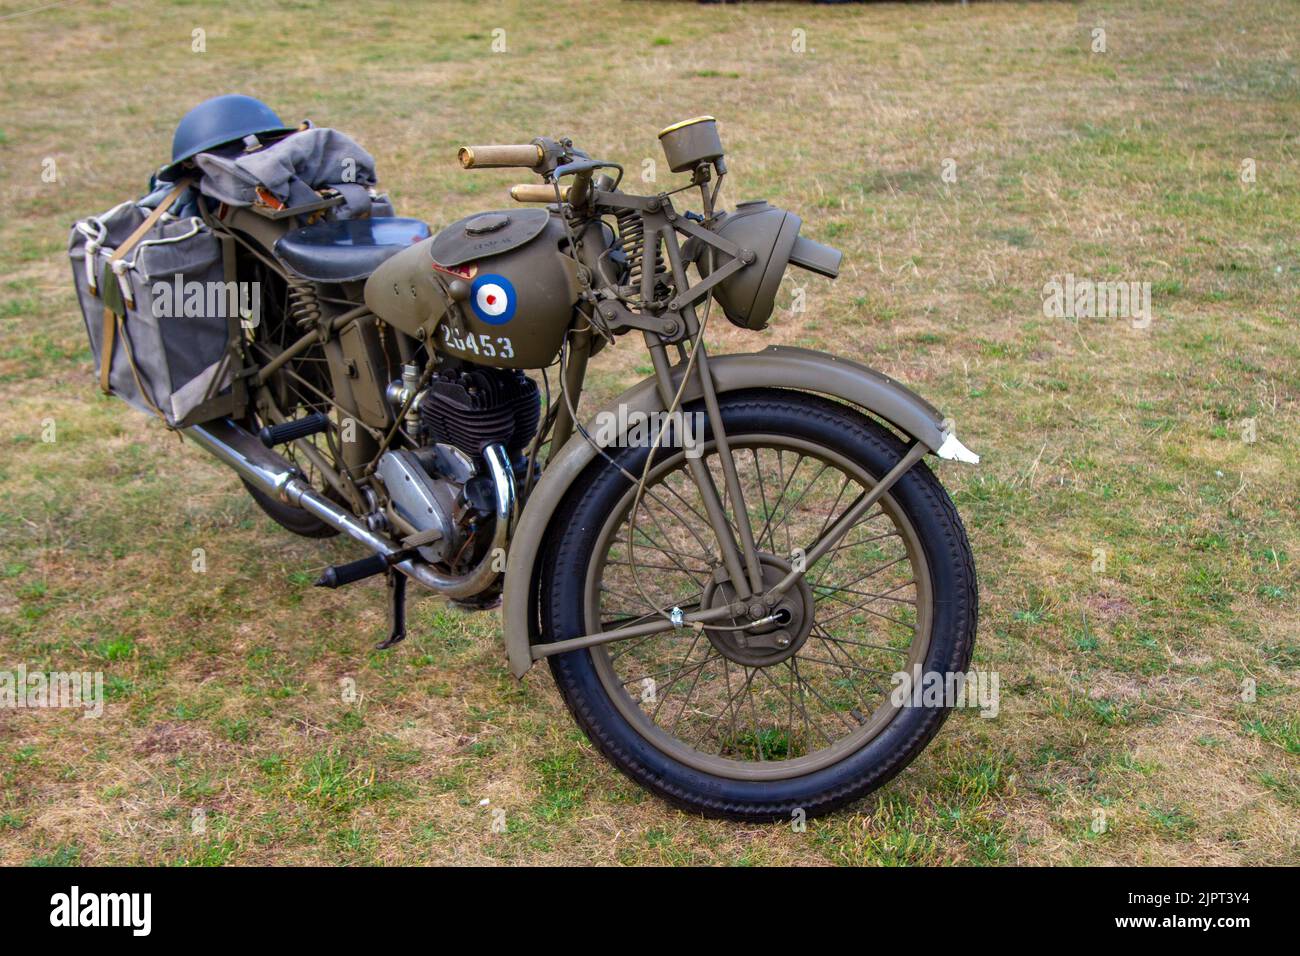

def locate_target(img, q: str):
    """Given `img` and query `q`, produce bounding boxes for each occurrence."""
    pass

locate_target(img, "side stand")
[375,569,407,650]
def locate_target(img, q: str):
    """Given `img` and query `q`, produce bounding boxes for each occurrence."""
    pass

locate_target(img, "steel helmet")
[159,94,297,181]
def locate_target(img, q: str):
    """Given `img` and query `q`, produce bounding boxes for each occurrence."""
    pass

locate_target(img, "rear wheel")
[239,269,342,538]
[540,390,977,820]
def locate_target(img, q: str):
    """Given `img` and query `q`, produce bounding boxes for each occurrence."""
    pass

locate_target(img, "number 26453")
[441,325,514,359]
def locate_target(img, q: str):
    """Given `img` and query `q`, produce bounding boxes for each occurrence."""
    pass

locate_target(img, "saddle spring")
[287,276,323,329]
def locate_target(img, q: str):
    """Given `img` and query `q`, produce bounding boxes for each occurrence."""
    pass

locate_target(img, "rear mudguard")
[501,345,978,678]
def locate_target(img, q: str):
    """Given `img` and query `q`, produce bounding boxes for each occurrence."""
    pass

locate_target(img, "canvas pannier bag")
[68,180,242,428]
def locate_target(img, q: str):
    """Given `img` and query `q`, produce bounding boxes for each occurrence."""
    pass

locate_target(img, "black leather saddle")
[273,217,431,283]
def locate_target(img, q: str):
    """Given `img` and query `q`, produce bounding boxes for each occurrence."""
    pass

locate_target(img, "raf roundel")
[469,273,517,326]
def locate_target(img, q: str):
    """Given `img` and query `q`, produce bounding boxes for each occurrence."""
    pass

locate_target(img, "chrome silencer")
[183,418,515,599]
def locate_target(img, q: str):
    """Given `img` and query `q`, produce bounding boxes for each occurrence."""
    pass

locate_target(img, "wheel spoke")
[815,575,915,628]
[620,651,713,691]
[789,658,835,746]
[789,659,860,734]
[796,654,898,680]
[810,579,917,607]
[746,670,766,761]
[765,460,832,553]
[649,630,706,720]
[812,622,911,656]
[812,630,890,719]
[810,585,916,629]
[754,452,804,551]
[751,448,774,551]
[666,652,718,734]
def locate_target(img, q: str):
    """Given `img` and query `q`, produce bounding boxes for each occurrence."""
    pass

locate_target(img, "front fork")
[644,333,762,600]
[532,325,926,661]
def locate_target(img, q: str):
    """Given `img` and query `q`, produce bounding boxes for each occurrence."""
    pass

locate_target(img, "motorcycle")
[104,116,981,819]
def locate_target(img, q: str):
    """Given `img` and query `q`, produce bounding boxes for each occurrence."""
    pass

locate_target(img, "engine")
[376,363,539,570]
[419,366,540,463]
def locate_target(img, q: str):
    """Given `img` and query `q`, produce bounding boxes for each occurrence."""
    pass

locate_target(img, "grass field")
[1,0,1297,865]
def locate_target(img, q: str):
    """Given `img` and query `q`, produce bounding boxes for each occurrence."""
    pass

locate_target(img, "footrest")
[314,546,419,589]
[315,553,390,589]
[259,412,330,448]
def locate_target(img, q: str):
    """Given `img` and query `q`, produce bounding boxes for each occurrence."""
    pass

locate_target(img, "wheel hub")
[700,554,816,667]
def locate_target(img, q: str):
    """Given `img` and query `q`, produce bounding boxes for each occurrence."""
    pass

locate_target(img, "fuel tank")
[364,208,580,370]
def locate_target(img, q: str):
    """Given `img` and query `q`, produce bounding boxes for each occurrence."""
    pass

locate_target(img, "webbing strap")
[99,178,193,394]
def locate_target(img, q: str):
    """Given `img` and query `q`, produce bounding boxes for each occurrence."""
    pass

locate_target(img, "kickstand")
[374,569,407,650]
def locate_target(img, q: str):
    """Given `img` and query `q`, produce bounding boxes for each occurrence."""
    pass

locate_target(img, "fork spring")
[615,209,664,301]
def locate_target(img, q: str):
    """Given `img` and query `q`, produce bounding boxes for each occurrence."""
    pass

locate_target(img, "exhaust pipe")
[183,419,514,599]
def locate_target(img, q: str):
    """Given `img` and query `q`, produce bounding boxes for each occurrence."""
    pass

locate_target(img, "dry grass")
[0,0,1297,865]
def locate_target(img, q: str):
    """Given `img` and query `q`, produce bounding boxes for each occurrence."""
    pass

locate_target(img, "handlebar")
[458,144,544,170]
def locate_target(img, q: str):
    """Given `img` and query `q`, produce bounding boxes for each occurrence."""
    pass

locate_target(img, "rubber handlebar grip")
[509,183,570,203]
[458,144,544,169]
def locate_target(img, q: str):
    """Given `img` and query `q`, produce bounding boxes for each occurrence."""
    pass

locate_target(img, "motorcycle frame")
[184,172,980,673]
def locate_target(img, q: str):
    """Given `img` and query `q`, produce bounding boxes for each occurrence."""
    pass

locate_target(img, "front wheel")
[540,389,977,820]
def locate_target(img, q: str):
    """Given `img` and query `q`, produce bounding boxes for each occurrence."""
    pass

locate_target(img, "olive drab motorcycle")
[73,109,980,820]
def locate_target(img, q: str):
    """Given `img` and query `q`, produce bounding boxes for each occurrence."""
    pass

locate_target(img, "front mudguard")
[501,345,978,678]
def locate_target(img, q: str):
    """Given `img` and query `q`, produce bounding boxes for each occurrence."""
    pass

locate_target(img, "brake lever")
[554,158,617,178]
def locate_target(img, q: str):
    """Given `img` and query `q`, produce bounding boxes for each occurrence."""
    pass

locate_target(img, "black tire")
[541,389,977,821]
